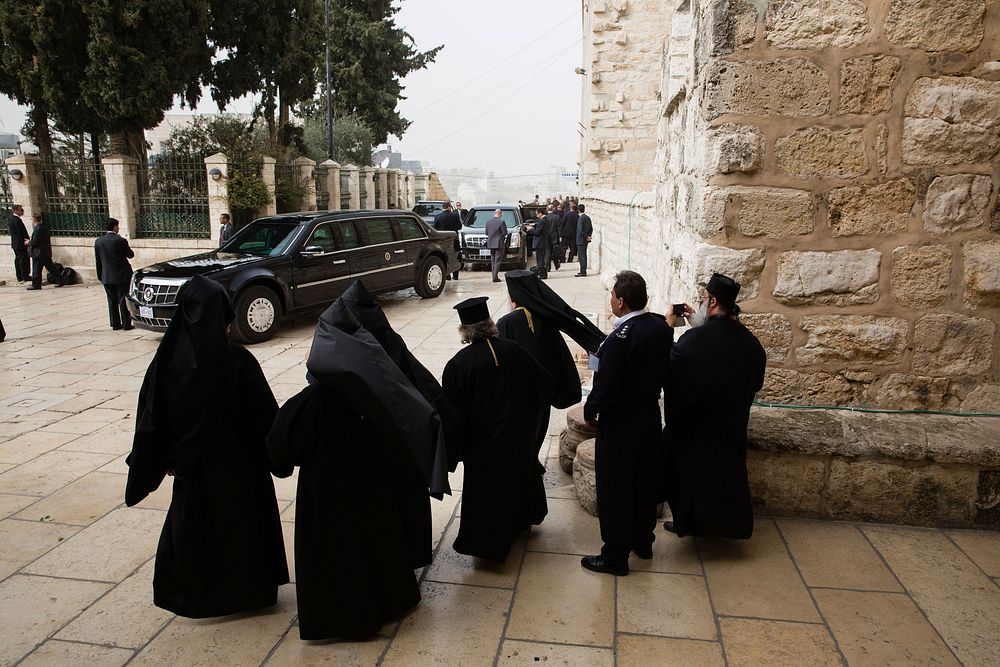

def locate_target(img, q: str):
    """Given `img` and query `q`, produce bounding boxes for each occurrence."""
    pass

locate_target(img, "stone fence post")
[205,153,228,241]
[387,168,401,208]
[319,160,340,211]
[414,173,429,202]
[375,168,388,209]
[261,157,277,216]
[344,165,360,209]
[102,155,139,239]
[404,171,415,209]
[294,157,316,211]
[4,154,44,221]
[360,166,375,209]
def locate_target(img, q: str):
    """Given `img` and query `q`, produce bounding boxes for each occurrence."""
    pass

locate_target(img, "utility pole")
[325,0,334,161]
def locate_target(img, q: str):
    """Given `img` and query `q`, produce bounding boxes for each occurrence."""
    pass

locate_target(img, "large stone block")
[710,0,758,54]
[903,77,1000,165]
[747,451,825,516]
[765,0,869,49]
[875,374,961,411]
[796,316,909,367]
[828,179,915,236]
[774,250,880,306]
[962,384,1000,413]
[891,244,952,309]
[840,55,902,114]
[741,313,793,361]
[775,127,867,178]
[704,186,813,238]
[923,174,993,235]
[884,0,986,52]
[964,240,1000,308]
[706,124,763,174]
[703,58,830,119]
[695,244,766,301]
[913,314,995,376]
[759,368,874,405]
[826,459,977,525]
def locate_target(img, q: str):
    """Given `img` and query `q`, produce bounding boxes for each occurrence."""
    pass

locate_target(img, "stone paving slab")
[1,269,999,665]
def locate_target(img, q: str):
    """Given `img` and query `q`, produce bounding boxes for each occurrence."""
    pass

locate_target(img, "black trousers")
[103,282,132,329]
[547,242,561,272]
[578,244,589,275]
[12,246,30,281]
[490,248,502,281]
[534,245,549,279]
[30,256,59,289]
[562,236,576,262]
[595,421,661,565]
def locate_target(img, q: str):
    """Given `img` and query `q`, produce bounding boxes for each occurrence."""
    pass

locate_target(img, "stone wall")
[581,0,1000,413]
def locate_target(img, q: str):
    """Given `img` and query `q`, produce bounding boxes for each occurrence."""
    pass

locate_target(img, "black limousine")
[126,210,461,343]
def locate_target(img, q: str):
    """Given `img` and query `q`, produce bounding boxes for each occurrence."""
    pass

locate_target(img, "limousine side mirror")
[300,245,325,257]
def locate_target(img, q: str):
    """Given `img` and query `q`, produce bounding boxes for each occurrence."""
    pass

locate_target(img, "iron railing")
[314,168,329,211]
[373,174,382,209]
[275,163,304,213]
[359,172,368,208]
[135,158,210,239]
[339,171,350,209]
[41,159,109,237]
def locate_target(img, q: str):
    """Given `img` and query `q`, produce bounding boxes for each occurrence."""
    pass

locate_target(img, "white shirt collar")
[612,309,644,330]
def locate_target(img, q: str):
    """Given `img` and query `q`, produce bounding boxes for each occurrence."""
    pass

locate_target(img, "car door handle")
[332,259,347,265]
[393,249,405,254]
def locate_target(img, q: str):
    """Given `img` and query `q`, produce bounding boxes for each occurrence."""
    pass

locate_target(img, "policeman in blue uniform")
[581,271,672,576]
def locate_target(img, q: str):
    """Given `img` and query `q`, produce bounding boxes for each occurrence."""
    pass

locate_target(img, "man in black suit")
[433,202,462,280]
[575,204,593,277]
[8,204,30,283]
[526,207,550,279]
[26,214,60,290]
[561,203,579,263]
[94,218,135,330]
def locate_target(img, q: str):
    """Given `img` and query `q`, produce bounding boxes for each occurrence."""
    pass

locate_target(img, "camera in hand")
[672,304,686,317]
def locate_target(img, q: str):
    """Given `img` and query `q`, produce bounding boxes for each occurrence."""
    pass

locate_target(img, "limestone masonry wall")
[581,0,1000,413]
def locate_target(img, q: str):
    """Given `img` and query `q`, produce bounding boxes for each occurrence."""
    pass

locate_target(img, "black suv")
[126,210,461,343]
[459,204,545,270]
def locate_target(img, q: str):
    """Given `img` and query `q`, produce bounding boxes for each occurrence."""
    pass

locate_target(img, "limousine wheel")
[415,256,446,299]
[232,285,281,344]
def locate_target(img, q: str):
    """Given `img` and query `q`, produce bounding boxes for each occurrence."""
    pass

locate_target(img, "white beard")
[688,300,710,328]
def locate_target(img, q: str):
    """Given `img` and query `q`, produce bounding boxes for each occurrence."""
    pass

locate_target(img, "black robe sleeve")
[232,345,279,451]
[669,330,710,410]
[266,386,320,478]
[441,359,467,467]
[124,360,170,506]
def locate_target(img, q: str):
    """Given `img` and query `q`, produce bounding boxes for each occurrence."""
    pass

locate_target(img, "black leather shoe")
[122,326,134,331]
[25,286,40,291]
[663,520,677,534]
[574,273,586,277]
[112,326,123,331]
[633,546,653,560]
[581,555,628,576]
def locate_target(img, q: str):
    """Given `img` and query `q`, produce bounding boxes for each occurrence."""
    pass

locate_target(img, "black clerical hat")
[707,273,740,306]
[454,296,490,325]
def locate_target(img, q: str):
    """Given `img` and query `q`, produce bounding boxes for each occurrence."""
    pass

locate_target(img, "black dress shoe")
[122,326,134,331]
[574,273,587,277]
[581,555,628,576]
[492,279,500,283]
[25,286,40,291]
[112,326,123,331]
[633,546,653,560]
[663,520,677,534]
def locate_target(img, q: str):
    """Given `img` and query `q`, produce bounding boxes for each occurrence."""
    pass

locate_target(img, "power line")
[409,39,583,155]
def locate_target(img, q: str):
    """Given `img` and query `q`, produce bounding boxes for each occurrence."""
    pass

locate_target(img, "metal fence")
[339,170,350,210]
[359,172,368,208]
[373,174,382,209]
[135,157,210,239]
[275,163,303,214]
[314,168,329,211]
[41,159,110,237]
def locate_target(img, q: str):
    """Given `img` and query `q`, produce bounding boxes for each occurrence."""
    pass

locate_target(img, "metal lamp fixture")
[209,168,223,181]
[9,168,23,181]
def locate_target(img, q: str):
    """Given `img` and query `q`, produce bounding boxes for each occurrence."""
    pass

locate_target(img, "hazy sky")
[0,0,584,175]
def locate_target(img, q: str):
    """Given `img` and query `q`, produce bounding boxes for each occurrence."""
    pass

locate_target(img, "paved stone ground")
[1,267,999,666]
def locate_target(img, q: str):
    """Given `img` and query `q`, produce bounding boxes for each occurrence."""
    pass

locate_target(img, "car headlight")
[509,232,520,249]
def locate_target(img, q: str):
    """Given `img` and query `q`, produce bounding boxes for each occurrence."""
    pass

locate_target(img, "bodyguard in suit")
[561,204,579,263]
[218,213,234,247]
[433,202,462,280]
[8,204,30,282]
[575,205,593,277]
[485,209,508,283]
[26,214,60,290]
[526,207,550,279]
[581,271,672,576]
[94,218,135,330]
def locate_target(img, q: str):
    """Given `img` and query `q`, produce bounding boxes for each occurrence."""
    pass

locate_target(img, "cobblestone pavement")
[1,267,999,666]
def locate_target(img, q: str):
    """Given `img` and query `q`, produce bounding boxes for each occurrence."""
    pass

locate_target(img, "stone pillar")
[102,155,140,239]
[404,171,415,208]
[294,156,316,211]
[4,154,44,221]
[344,164,361,209]
[414,173,429,202]
[205,153,229,242]
[387,168,401,208]
[360,166,375,209]
[260,157,277,216]
[320,160,340,211]
[375,168,388,209]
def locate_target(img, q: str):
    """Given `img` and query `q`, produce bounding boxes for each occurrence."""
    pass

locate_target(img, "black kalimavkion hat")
[707,273,740,307]
[454,296,491,325]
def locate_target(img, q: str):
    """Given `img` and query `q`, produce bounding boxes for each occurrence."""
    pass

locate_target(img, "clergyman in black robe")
[125,275,288,618]
[266,299,449,640]
[340,279,461,568]
[443,297,554,562]
[497,270,585,459]
[663,273,766,540]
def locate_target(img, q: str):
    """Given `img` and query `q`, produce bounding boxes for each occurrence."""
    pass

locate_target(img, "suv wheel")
[232,285,281,344]
[415,256,446,299]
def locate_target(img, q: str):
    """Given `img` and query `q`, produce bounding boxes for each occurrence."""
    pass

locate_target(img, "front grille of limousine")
[464,235,488,248]
[131,277,188,327]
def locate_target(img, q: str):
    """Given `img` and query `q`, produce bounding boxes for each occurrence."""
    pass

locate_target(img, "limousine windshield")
[222,221,303,256]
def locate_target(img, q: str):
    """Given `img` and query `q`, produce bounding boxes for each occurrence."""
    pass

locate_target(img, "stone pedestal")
[375,168,388,209]
[559,405,598,473]
[319,160,340,211]
[205,153,229,241]
[101,155,139,238]
[294,156,316,211]
[260,157,277,216]
[344,165,361,209]
[4,154,43,221]
[573,439,599,516]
